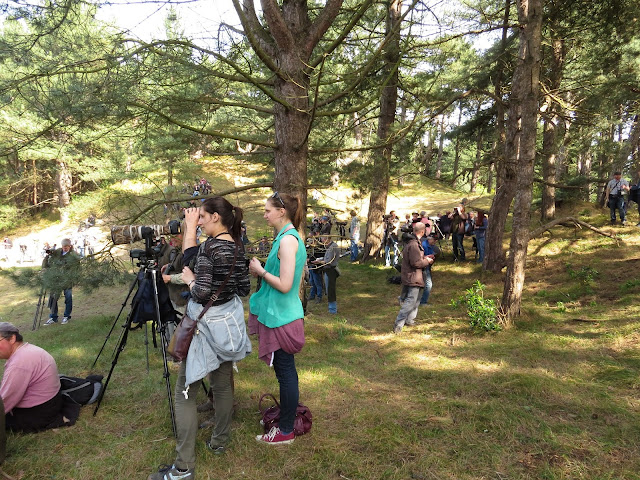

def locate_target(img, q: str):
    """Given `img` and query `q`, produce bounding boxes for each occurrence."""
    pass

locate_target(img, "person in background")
[384,211,400,267]
[248,191,306,445]
[474,210,488,263]
[43,238,80,325]
[605,171,630,225]
[419,235,438,306]
[319,215,332,236]
[394,223,434,333]
[349,210,360,262]
[313,236,340,314]
[307,233,325,304]
[449,206,468,261]
[0,322,79,432]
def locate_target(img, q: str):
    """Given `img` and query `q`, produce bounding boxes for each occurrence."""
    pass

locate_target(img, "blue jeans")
[385,241,399,267]
[273,349,299,434]
[609,196,625,222]
[452,234,465,260]
[350,236,359,261]
[49,288,72,320]
[420,269,432,305]
[476,236,485,263]
[309,269,323,300]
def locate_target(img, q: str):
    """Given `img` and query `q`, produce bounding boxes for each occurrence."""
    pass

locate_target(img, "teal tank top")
[249,224,306,328]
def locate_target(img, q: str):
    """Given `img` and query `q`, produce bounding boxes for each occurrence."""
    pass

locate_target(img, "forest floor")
[1,163,639,480]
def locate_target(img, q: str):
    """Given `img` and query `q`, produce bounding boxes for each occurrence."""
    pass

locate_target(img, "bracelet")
[188,280,195,288]
[261,270,268,279]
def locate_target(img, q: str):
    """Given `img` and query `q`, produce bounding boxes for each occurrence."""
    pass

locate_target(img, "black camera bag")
[59,374,103,405]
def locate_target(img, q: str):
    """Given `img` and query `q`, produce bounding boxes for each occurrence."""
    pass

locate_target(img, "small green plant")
[620,278,640,292]
[556,301,567,312]
[453,281,501,332]
[566,263,599,286]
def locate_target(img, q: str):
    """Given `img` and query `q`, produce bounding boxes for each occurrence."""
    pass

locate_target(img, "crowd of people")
[12,179,638,477]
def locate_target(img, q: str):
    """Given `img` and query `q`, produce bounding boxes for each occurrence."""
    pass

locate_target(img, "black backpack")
[59,374,103,405]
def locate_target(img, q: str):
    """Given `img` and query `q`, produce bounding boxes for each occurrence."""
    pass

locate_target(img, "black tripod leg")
[93,322,132,417]
[32,287,45,331]
[151,270,177,437]
[38,289,47,329]
[92,274,139,370]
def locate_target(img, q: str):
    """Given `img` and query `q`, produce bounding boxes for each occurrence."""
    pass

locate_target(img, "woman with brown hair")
[149,196,251,480]
[248,192,307,445]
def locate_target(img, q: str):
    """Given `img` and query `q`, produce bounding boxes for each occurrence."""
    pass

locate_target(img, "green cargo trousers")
[174,360,234,470]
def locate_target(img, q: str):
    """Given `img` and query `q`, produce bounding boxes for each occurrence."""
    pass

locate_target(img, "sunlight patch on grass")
[62,346,87,359]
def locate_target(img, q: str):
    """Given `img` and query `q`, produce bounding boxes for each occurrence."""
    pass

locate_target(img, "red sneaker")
[256,426,295,445]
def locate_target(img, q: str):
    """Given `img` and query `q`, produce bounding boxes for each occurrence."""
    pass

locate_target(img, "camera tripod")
[32,286,48,331]
[91,257,178,437]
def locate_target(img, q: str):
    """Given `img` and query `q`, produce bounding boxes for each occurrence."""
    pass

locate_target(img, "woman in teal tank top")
[249,192,306,445]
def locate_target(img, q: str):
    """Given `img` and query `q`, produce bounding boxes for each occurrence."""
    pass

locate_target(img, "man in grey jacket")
[394,223,434,334]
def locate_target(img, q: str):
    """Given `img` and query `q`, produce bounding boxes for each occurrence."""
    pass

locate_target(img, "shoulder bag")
[168,243,239,361]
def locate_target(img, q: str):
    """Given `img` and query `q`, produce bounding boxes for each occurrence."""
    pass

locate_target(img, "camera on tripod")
[111,221,182,264]
[110,221,181,246]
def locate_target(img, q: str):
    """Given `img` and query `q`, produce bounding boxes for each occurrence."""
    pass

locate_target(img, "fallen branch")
[530,216,619,242]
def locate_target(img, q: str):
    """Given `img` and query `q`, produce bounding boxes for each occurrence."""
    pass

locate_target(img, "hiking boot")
[206,442,226,455]
[256,426,295,445]
[393,325,403,334]
[44,318,57,326]
[405,321,416,326]
[148,464,194,480]
[61,317,70,324]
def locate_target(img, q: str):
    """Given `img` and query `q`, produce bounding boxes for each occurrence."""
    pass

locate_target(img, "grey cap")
[0,322,19,335]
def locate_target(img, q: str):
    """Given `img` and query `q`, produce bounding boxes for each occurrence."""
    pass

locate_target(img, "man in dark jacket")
[394,223,434,333]
[43,238,80,325]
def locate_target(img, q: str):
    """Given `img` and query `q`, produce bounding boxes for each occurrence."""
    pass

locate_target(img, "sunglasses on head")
[271,191,286,208]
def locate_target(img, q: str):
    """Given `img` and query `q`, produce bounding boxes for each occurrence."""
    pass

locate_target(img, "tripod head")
[129,226,162,269]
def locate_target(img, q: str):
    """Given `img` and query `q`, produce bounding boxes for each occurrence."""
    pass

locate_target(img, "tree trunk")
[55,160,72,208]
[487,161,494,193]
[483,0,512,271]
[435,115,445,180]
[362,0,402,261]
[541,38,564,221]
[500,0,544,325]
[272,60,310,205]
[452,108,462,187]
[423,126,435,175]
[541,116,557,219]
[32,158,38,207]
[578,151,592,201]
[168,157,174,186]
[470,129,482,193]
[493,0,511,191]
[233,0,346,208]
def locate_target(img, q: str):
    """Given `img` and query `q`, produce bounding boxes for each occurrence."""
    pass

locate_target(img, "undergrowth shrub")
[451,280,501,332]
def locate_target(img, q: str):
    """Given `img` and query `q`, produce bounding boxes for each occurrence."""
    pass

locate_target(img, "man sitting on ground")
[0,322,79,432]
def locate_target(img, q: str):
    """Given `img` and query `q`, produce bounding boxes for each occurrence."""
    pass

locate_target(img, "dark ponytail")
[268,192,304,230]
[231,205,244,241]
[201,196,244,242]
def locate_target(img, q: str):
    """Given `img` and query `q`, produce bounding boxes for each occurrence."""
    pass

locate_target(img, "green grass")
[2,219,640,479]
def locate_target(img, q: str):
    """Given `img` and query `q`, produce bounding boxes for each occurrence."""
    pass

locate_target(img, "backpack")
[59,374,104,405]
